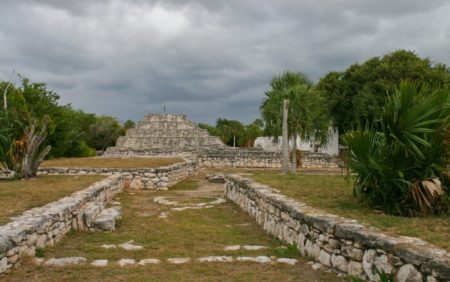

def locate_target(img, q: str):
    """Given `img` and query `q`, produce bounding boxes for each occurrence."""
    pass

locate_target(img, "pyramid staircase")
[104,114,225,157]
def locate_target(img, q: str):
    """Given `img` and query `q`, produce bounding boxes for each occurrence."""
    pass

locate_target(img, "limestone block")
[129,178,143,189]
[363,249,394,281]
[395,264,423,282]
[331,254,348,272]
[92,206,122,231]
[342,245,364,261]
[45,257,87,266]
[0,257,7,273]
[318,250,331,266]
[348,260,365,278]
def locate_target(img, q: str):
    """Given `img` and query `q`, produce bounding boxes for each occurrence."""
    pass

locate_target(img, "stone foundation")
[0,175,123,274]
[38,161,198,190]
[225,174,449,281]
[198,149,340,169]
[198,148,282,168]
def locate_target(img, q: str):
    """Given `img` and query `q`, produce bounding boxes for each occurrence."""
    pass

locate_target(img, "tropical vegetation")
[260,71,330,172]
[343,81,450,215]
[317,50,450,133]
[0,76,134,178]
[199,118,263,147]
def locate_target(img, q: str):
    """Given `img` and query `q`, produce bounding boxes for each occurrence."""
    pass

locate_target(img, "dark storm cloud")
[1,0,449,124]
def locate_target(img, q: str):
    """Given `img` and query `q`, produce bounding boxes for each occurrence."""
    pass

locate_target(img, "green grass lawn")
[246,171,450,251]
[0,175,105,225]
[5,178,341,282]
[41,157,183,168]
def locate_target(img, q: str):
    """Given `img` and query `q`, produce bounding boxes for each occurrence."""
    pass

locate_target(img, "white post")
[282,99,289,173]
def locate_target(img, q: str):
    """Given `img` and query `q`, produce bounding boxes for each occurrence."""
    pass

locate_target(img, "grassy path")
[6,177,341,281]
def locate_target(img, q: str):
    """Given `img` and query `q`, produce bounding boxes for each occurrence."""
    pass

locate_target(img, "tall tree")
[88,116,123,151]
[317,49,450,133]
[261,71,330,172]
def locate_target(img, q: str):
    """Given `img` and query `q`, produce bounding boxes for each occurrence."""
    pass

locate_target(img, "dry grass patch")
[247,171,450,251]
[0,175,105,225]
[6,179,341,282]
[41,157,183,168]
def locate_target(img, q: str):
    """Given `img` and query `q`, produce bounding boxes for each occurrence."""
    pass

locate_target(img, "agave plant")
[343,81,450,215]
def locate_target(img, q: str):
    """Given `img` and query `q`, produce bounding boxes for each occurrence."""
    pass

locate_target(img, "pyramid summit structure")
[104,113,226,157]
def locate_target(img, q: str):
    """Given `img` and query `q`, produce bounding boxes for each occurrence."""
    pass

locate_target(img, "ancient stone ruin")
[104,113,339,168]
[104,113,225,157]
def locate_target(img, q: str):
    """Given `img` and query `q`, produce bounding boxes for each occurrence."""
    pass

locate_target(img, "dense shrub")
[343,81,450,216]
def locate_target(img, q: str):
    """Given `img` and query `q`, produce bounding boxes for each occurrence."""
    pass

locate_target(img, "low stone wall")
[225,175,450,282]
[198,148,282,168]
[102,147,196,158]
[38,161,199,190]
[198,149,340,169]
[301,152,340,169]
[0,175,123,274]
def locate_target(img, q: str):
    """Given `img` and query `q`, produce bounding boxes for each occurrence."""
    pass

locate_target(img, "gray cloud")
[1,0,449,124]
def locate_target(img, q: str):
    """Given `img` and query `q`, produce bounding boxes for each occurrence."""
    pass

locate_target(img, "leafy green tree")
[343,81,450,215]
[198,123,220,136]
[261,71,330,172]
[88,116,123,150]
[216,118,245,147]
[317,50,450,133]
[239,119,264,147]
[123,120,135,131]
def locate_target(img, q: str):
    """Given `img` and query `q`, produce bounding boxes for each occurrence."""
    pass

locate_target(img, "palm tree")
[261,71,330,173]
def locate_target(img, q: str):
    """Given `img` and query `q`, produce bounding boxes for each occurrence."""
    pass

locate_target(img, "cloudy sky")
[1,0,450,124]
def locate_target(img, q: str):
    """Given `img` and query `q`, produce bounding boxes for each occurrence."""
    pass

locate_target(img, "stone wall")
[225,175,450,282]
[301,152,340,169]
[0,175,123,274]
[197,149,340,169]
[38,161,199,190]
[198,148,282,168]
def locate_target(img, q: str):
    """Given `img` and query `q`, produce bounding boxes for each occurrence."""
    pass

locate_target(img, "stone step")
[124,128,211,138]
[75,202,105,231]
[135,121,198,130]
[92,206,122,231]
[116,136,224,148]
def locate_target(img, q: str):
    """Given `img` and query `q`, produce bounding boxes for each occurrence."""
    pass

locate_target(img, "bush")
[78,141,96,157]
[343,81,450,216]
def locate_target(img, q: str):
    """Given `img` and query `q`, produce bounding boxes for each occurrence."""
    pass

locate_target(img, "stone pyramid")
[104,114,225,157]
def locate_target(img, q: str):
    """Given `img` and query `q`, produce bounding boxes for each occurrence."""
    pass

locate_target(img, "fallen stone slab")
[33,258,45,265]
[158,212,169,219]
[210,197,226,205]
[45,257,87,267]
[242,245,268,251]
[138,258,161,265]
[119,240,144,251]
[236,256,272,263]
[277,258,298,265]
[153,197,178,206]
[91,259,108,267]
[101,244,116,249]
[92,206,122,231]
[207,174,225,183]
[224,245,241,251]
[167,257,191,264]
[0,169,16,180]
[312,262,323,270]
[118,259,135,266]
[198,256,233,263]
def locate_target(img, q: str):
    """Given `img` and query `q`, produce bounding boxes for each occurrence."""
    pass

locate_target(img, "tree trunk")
[3,82,10,110]
[233,134,236,147]
[291,134,297,173]
[21,118,51,178]
[282,99,289,174]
